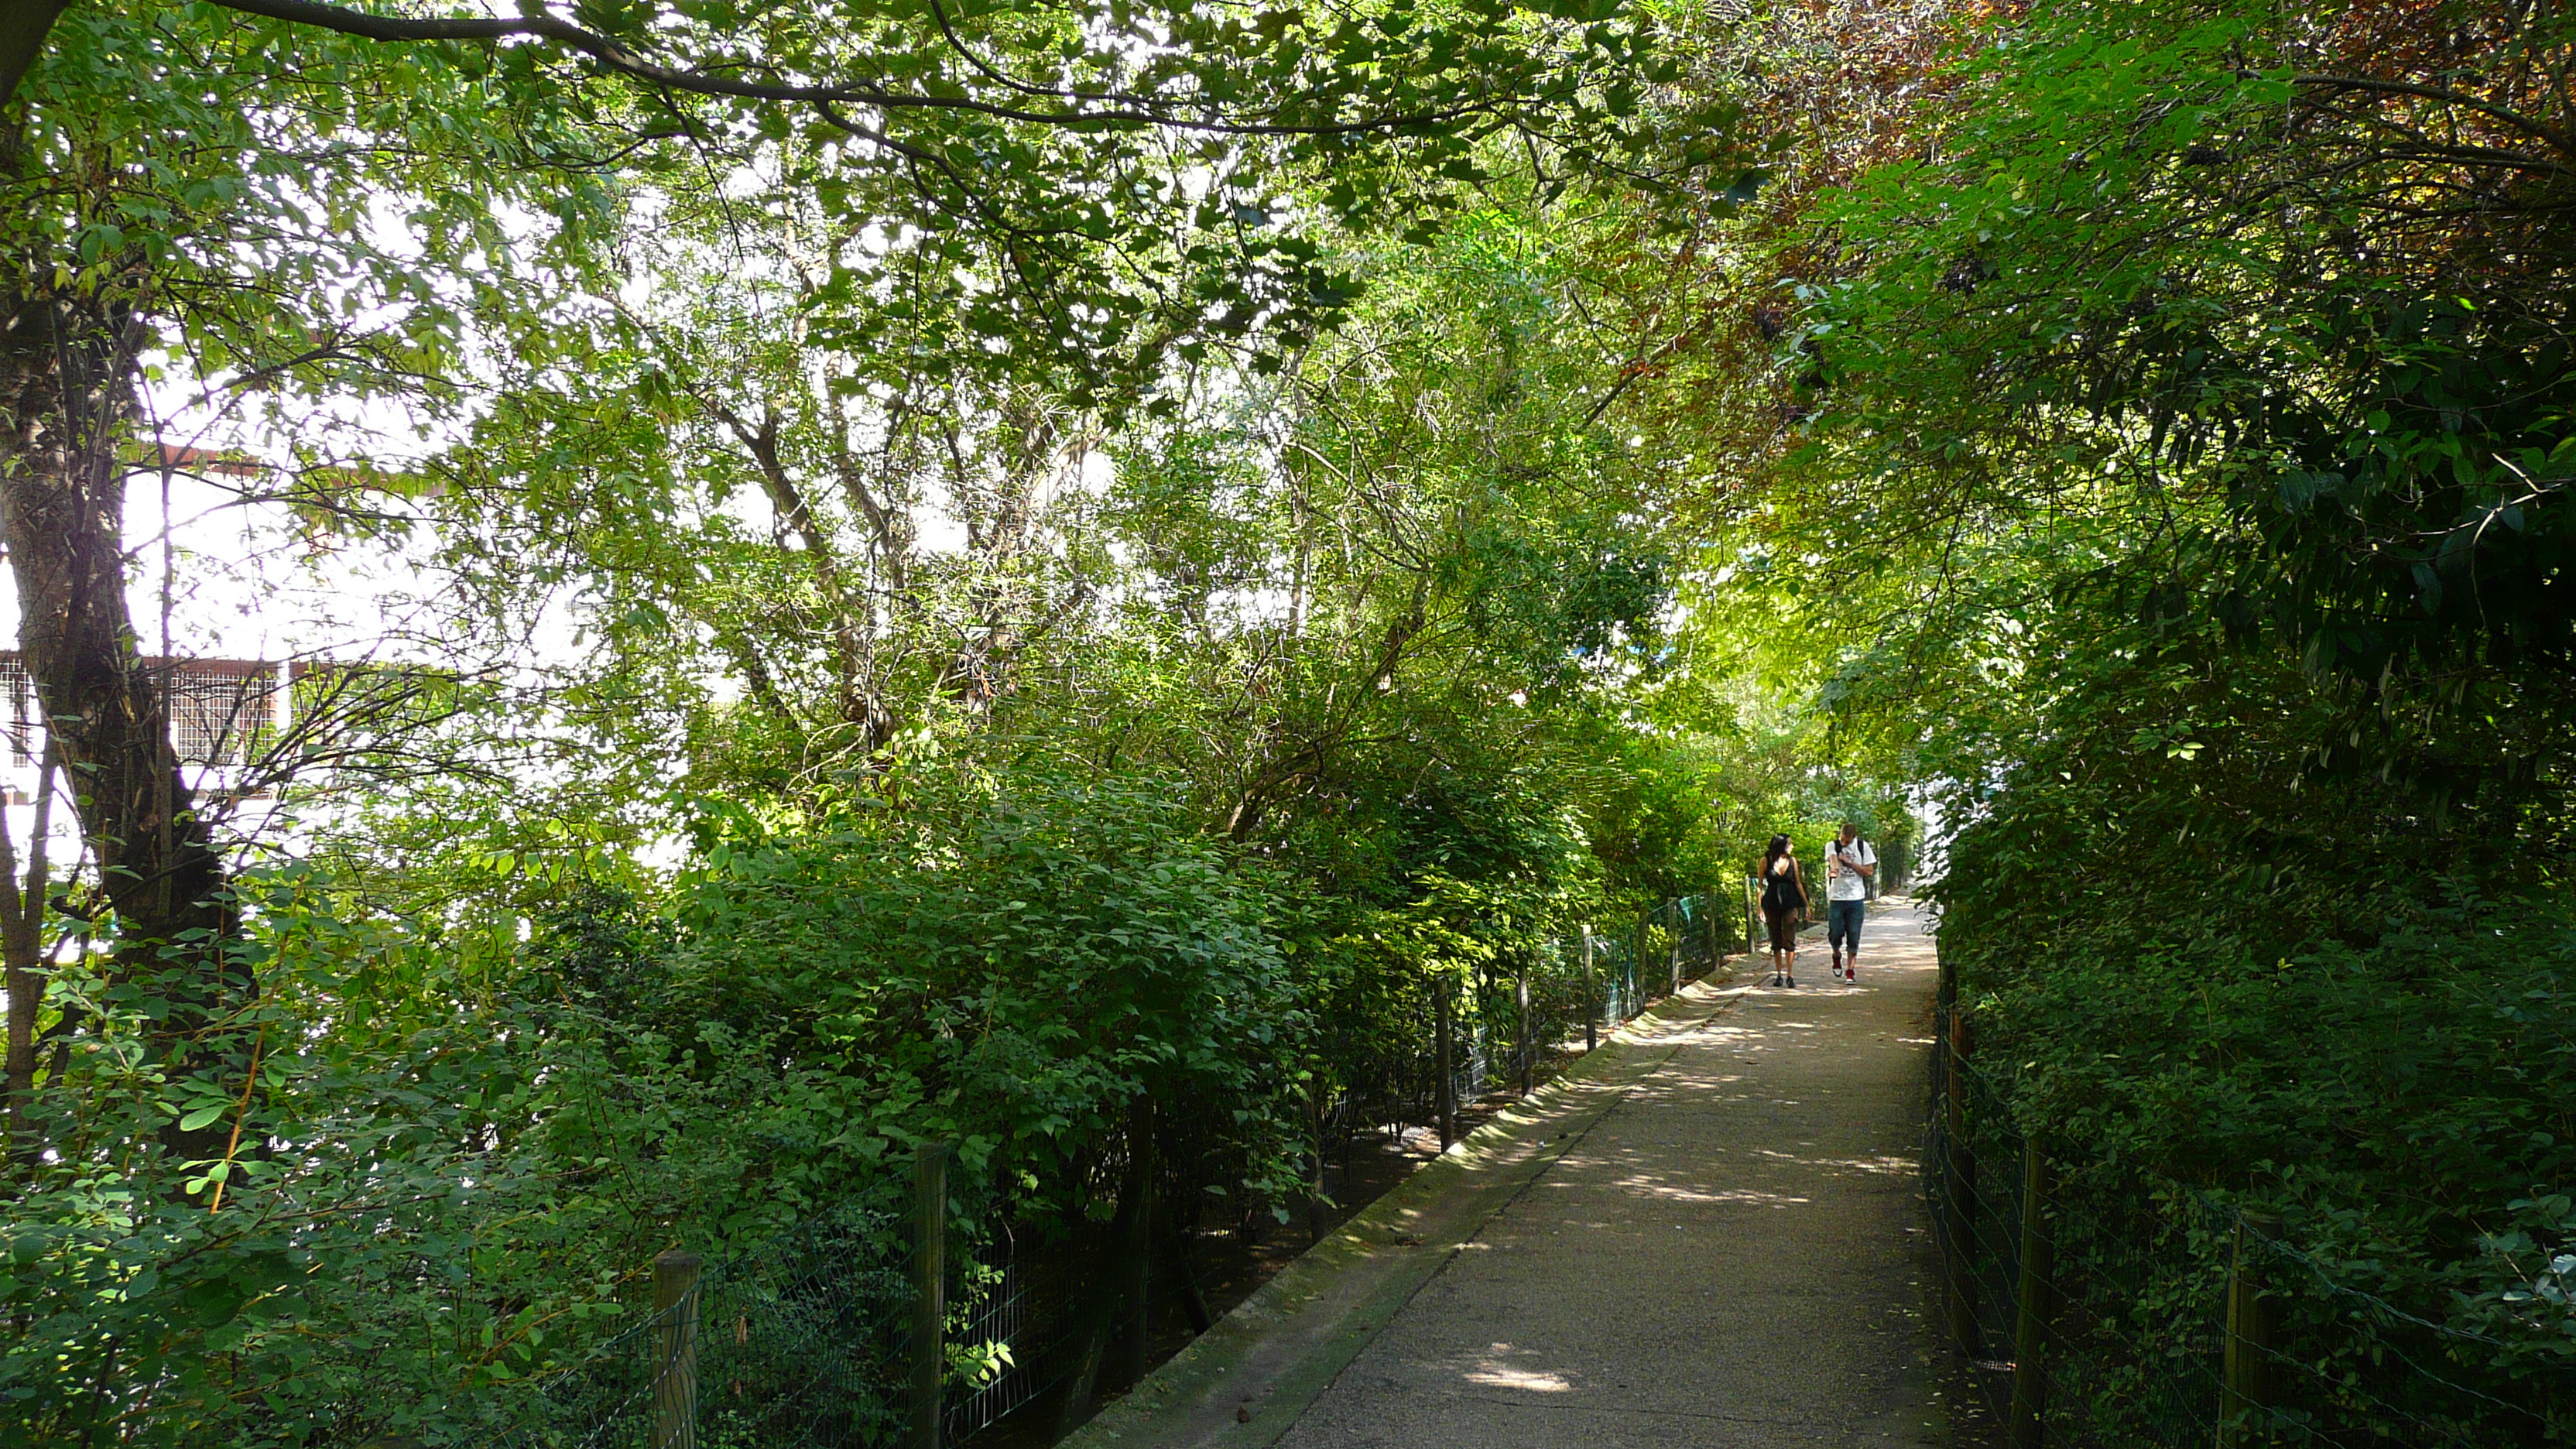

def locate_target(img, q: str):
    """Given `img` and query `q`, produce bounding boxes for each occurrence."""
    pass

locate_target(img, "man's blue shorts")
[1828,898,1867,954]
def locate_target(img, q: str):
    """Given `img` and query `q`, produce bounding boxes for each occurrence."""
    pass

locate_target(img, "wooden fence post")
[909,1142,950,1449]
[2219,1211,2280,1447]
[1516,954,1532,1097]
[1581,928,1597,1051]
[1434,978,1456,1149]
[2009,1138,2054,1449]
[1307,1088,1328,1246]
[1703,891,1719,977]
[1635,913,1648,1004]
[1629,914,1643,1013]
[1668,902,1682,995]
[651,1250,702,1449]
[1942,1009,1978,1358]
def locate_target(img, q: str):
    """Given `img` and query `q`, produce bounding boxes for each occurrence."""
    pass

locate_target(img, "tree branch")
[2290,72,2576,161]
[197,0,1510,139]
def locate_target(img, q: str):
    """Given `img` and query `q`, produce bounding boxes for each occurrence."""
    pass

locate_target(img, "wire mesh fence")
[1313,886,1758,1172]
[1927,951,2576,1447]
[483,1197,916,1449]
[945,1229,1040,1442]
[487,887,1761,1449]
[1548,887,1749,1052]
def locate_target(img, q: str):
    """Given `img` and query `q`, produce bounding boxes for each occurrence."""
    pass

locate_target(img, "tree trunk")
[1434,979,1455,1149]
[1107,1093,1156,1390]
[1053,1094,1156,1434]
[0,0,70,109]
[2,744,58,1173]
[0,269,250,1167]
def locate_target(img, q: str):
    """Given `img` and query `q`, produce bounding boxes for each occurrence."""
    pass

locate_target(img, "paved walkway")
[1067,902,1949,1449]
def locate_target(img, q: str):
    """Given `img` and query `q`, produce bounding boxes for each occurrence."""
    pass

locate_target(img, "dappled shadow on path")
[1278,901,1951,1446]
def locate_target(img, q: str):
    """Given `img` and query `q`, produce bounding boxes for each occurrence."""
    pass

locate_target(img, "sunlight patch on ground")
[1612,1174,1812,1206]
[1814,1154,1916,1176]
[1464,1347,1575,1393]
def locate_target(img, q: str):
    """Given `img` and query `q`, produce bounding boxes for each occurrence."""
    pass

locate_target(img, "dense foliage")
[1935,604,2576,1427]
[17,0,2569,1441]
[1671,0,2576,1427]
[0,3,1852,1444]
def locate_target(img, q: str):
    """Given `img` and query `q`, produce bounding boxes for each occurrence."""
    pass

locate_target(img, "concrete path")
[1064,902,1948,1449]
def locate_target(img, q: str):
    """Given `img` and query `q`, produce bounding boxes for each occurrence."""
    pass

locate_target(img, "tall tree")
[0,0,1722,1171]
[0,10,619,1160]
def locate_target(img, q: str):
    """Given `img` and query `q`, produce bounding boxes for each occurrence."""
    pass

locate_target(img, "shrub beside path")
[1064,901,1951,1448]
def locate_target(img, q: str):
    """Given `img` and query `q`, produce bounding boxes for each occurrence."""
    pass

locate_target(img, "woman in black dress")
[1759,834,1808,988]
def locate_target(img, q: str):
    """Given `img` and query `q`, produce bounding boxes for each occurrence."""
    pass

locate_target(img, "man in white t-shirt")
[1823,822,1877,984]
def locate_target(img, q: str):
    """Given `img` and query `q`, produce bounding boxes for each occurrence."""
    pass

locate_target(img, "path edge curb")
[1057,966,1750,1449]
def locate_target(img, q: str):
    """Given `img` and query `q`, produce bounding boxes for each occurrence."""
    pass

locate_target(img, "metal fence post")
[910,1142,951,1449]
[651,1250,702,1449]
[2219,1211,2280,1448]
[2009,1138,2054,1449]
[1581,928,1597,1051]
[1703,891,1719,977]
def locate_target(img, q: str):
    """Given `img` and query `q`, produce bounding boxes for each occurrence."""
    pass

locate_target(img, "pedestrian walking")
[1824,820,1877,983]
[1759,834,1807,988]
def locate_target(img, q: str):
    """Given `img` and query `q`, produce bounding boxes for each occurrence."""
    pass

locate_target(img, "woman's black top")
[1762,858,1806,914]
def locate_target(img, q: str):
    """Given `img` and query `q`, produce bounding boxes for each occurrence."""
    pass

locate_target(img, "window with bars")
[1,653,281,769]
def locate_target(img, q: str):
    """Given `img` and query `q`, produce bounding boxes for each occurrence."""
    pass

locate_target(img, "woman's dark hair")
[1764,834,1793,875]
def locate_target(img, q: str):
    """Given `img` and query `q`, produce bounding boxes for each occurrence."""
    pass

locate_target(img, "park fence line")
[1927,943,2574,1448]
[481,884,1767,1449]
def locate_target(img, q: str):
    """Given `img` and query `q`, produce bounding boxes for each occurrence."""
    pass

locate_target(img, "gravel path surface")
[1064,902,1949,1449]
[1274,903,1947,1448]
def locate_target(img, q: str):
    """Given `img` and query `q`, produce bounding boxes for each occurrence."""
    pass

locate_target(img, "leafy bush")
[1937,628,2576,1430]
[667,769,1310,1218]
[1,770,1308,1446]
